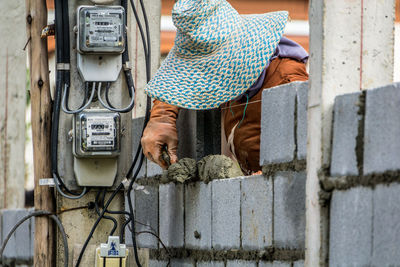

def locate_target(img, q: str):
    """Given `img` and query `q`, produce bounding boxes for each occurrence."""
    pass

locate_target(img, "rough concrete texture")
[148,259,168,267]
[241,175,273,249]
[372,183,400,265]
[197,261,225,267]
[133,185,159,248]
[132,117,147,179]
[198,155,243,183]
[296,81,308,160]
[211,178,241,249]
[159,183,184,247]
[226,260,257,267]
[185,182,212,249]
[364,83,400,174]
[147,159,163,178]
[0,209,34,262]
[167,158,197,183]
[293,260,304,267]
[330,92,362,176]
[260,83,296,166]
[170,258,195,266]
[259,261,291,267]
[329,187,373,267]
[273,172,306,249]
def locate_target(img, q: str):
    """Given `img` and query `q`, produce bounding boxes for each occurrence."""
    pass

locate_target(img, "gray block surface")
[260,83,296,166]
[147,159,163,178]
[273,171,306,249]
[149,259,168,267]
[330,92,362,176]
[364,83,400,174]
[329,187,373,267]
[170,259,195,267]
[293,260,304,267]
[296,81,308,160]
[0,209,34,262]
[197,261,225,267]
[227,260,257,267]
[372,183,400,265]
[259,262,291,267]
[159,183,184,247]
[241,175,273,249]
[128,185,159,248]
[132,117,146,178]
[211,178,241,249]
[185,182,212,249]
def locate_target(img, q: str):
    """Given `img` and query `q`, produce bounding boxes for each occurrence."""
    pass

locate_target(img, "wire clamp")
[123,62,132,71]
[56,63,70,71]
[39,178,58,187]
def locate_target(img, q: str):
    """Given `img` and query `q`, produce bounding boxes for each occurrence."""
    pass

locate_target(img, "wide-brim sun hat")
[145,0,289,110]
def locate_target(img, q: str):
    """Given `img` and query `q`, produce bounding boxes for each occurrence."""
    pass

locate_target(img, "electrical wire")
[62,82,96,114]
[95,189,118,236]
[0,211,68,267]
[98,82,135,113]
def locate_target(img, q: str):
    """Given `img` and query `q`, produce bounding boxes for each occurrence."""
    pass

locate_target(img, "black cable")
[0,211,68,267]
[95,189,118,236]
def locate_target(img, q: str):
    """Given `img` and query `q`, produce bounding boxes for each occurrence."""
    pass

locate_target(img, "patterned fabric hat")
[145,0,289,110]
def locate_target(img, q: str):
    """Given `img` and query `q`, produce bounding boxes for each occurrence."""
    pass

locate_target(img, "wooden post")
[26,0,55,266]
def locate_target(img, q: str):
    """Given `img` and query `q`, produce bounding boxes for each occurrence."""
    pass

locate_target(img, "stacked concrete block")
[226,260,257,267]
[177,109,221,161]
[149,259,169,267]
[159,183,184,247]
[147,159,163,178]
[241,175,273,249]
[329,187,373,266]
[273,172,306,249]
[364,83,400,174]
[170,258,195,266]
[0,209,34,264]
[371,184,400,265]
[211,178,241,249]
[197,261,225,267]
[293,260,304,267]
[132,116,146,178]
[129,185,159,248]
[185,182,212,249]
[295,82,308,160]
[260,83,297,165]
[259,261,291,267]
[330,92,362,176]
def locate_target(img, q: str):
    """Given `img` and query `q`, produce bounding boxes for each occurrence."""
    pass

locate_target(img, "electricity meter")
[73,110,121,158]
[77,6,125,54]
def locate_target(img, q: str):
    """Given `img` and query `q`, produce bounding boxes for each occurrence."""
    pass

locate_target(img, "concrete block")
[159,183,184,248]
[197,261,225,267]
[149,259,168,267]
[170,259,195,267]
[127,185,159,248]
[146,159,163,178]
[364,83,400,174]
[260,83,296,166]
[241,175,273,249]
[330,92,362,176]
[329,187,372,267]
[177,109,221,161]
[372,183,400,265]
[0,209,34,262]
[132,117,146,179]
[259,262,291,267]
[273,171,306,249]
[185,182,212,249]
[293,260,304,267]
[211,178,241,249]
[226,260,257,267]
[296,81,308,160]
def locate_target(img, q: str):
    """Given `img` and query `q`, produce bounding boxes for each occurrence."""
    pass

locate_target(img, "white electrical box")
[77,6,125,54]
[73,110,120,158]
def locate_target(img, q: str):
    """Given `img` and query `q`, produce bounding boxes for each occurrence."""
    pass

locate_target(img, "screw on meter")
[73,110,121,158]
[77,6,125,54]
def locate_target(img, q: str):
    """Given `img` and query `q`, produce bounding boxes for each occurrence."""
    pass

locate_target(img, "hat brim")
[145,11,289,110]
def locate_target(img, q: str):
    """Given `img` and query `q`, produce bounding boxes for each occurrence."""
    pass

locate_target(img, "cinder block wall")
[126,82,308,266]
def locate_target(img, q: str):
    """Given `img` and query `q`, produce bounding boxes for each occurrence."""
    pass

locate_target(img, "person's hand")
[141,100,179,169]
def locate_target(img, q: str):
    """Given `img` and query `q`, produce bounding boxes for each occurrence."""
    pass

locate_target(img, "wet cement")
[197,155,243,183]
[164,158,197,183]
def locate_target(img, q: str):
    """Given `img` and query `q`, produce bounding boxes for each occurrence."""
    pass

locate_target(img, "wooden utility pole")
[26,0,55,266]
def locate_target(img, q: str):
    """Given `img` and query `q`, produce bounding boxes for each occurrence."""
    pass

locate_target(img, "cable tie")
[39,178,58,187]
[56,63,70,70]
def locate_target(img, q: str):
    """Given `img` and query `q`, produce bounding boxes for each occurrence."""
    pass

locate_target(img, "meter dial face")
[78,6,125,53]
